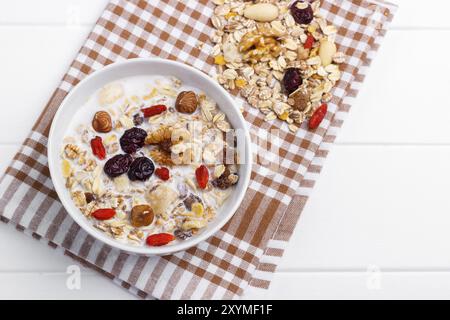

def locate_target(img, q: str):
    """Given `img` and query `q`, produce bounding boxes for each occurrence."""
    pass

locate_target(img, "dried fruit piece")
[183,194,202,211]
[90,136,106,160]
[304,34,315,49]
[133,113,144,126]
[103,154,133,178]
[182,219,207,230]
[214,55,226,65]
[146,233,175,246]
[92,208,116,220]
[155,167,170,181]
[142,104,167,118]
[291,1,314,25]
[174,229,192,240]
[192,202,204,217]
[309,103,328,130]
[130,204,154,228]
[61,159,72,178]
[195,165,209,189]
[283,68,303,94]
[175,91,198,114]
[212,168,238,190]
[120,127,147,154]
[84,192,95,204]
[128,157,155,181]
[92,111,112,133]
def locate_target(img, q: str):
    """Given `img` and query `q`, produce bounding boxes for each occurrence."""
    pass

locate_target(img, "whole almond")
[319,40,337,67]
[175,91,198,114]
[92,111,112,133]
[243,3,279,22]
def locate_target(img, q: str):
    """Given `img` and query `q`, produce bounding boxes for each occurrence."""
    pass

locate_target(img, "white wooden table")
[1,0,449,299]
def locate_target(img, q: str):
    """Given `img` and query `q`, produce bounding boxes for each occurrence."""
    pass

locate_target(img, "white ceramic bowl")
[48,58,252,256]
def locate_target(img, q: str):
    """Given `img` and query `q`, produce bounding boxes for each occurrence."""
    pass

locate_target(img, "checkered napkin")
[0,0,396,299]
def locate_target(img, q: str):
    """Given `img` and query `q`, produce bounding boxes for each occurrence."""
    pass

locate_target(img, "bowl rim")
[47,57,253,256]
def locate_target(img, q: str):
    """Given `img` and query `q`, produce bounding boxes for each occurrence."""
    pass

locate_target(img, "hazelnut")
[130,204,154,228]
[92,111,112,133]
[175,91,198,114]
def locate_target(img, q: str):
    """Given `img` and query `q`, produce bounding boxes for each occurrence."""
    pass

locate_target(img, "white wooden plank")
[2,271,450,299]
[0,0,448,29]
[257,272,450,300]
[0,26,91,144]
[0,0,108,26]
[0,273,137,299]
[338,29,450,144]
[279,145,450,270]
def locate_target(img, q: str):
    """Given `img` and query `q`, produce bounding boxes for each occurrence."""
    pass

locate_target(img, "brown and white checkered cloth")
[0,0,396,299]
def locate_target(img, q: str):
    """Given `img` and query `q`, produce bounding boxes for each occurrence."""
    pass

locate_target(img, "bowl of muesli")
[48,58,252,255]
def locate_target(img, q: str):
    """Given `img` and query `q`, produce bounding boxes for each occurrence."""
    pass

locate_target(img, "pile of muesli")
[61,77,240,247]
[211,0,345,132]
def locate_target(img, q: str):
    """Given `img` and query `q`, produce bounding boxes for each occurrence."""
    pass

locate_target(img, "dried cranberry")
[103,154,133,178]
[119,127,147,154]
[133,113,144,126]
[128,157,155,181]
[290,1,314,25]
[283,68,303,94]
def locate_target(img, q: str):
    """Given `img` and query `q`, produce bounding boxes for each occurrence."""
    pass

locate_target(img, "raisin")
[128,157,155,181]
[283,68,303,94]
[103,154,133,178]
[174,229,192,240]
[290,1,314,25]
[84,192,95,204]
[130,204,154,228]
[183,194,202,211]
[133,113,144,126]
[212,168,233,190]
[120,127,147,154]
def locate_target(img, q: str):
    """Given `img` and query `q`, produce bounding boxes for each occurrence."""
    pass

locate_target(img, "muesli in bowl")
[61,75,241,248]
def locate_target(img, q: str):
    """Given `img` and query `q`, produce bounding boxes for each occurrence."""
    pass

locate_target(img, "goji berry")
[308,103,328,130]
[195,165,209,189]
[304,34,315,49]
[142,105,167,118]
[146,233,175,246]
[155,167,170,181]
[90,136,106,160]
[92,208,116,220]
